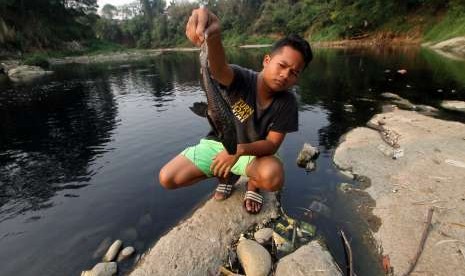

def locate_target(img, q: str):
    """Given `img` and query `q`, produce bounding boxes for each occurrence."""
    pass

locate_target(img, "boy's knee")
[259,164,284,191]
[158,169,177,189]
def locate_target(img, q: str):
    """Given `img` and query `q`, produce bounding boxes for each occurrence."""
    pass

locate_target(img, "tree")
[102,4,117,20]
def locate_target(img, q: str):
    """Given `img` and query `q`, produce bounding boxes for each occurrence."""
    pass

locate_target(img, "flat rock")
[103,240,122,262]
[82,262,117,276]
[334,109,465,275]
[129,179,279,276]
[7,65,52,82]
[254,228,274,244]
[275,241,342,276]
[237,239,272,276]
[440,100,465,113]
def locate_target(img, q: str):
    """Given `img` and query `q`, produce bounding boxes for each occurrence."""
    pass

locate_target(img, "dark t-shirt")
[206,64,299,143]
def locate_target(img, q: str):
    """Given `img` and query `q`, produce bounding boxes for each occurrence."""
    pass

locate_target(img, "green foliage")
[424,4,465,42]
[2,0,465,53]
[23,53,50,68]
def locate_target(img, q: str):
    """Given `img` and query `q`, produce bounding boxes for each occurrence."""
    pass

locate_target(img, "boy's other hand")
[210,150,239,178]
[185,7,220,46]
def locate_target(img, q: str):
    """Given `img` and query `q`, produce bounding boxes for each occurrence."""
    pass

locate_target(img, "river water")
[0,47,464,276]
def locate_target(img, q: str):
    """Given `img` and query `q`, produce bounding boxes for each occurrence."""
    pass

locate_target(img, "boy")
[159,7,312,214]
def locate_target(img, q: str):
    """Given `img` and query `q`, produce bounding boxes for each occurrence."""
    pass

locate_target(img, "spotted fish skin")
[199,42,237,154]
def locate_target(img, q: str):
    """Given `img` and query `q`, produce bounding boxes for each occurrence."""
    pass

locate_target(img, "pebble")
[117,246,135,262]
[254,228,274,244]
[237,239,272,276]
[103,240,123,262]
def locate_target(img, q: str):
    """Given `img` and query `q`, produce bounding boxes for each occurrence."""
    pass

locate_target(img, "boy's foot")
[243,183,263,214]
[213,174,240,201]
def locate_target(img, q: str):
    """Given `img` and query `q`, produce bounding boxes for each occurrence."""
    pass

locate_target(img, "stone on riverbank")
[237,239,272,276]
[7,65,53,82]
[129,179,279,276]
[253,227,274,244]
[103,240,122,262]
[81,262,117,276]
[440,100,465,113]
[334,109,465,275]
[274,241,342,276]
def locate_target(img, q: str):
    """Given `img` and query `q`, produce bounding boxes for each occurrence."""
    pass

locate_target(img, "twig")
[401,207,434,276]
[340,229,354,276]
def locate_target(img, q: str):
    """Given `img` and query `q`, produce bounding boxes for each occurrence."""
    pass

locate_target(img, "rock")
[7,65,53,82]
[275,241,342,276]
[392,98,416,110]
[415,105,438,114]
[236,239,272,276]
[83,262,117,276]
[297,143,320,167]
[254,228,273,244]
[429,36,465,60]
[440,100,465,113]
[117,246,135,262]
[305,161,316,172]
[380,92,402,100]
[103,240,123,262]
[333,109,465,275]
[130,179,279,276]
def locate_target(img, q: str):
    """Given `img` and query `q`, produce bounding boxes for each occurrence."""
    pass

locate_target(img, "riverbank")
[334,108,465,275]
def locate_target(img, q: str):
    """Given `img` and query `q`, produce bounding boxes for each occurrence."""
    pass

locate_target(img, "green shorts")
[180,138,256,177]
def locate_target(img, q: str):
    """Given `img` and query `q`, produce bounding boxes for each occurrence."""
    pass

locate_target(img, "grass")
[424,9,465,43]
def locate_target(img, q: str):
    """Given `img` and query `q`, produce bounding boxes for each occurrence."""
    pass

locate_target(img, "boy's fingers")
[186,12,200,45]
[196,8,209,42]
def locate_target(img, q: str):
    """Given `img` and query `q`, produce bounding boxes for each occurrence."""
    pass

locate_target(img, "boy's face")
[262,46,305,92]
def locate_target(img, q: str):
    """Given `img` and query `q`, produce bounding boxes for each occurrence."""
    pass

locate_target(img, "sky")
[97,0,196,11]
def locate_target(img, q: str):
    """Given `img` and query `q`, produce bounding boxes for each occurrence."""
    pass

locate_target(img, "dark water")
[0,47,464,276]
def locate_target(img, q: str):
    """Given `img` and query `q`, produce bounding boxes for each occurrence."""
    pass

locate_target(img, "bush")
[23,53,50,68]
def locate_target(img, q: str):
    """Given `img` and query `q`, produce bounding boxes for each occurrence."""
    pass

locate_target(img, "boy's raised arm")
[185,7,233,86]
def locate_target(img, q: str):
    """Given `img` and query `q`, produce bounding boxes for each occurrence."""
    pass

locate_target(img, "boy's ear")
[263,54,271,66]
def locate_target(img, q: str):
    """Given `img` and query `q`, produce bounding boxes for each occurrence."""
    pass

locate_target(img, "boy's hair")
[271,34,313,69]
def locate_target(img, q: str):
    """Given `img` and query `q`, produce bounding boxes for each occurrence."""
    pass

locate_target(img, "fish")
[199,42,237,154]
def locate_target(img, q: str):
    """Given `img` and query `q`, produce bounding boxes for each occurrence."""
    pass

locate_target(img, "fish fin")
[189,101,208,118]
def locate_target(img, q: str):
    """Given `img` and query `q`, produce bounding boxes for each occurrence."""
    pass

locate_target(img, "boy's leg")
[159,154,208,189]
[244,155,284,213]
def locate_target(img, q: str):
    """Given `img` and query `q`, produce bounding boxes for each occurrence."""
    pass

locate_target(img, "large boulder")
[334,109,465,275]
[129,179,279,276]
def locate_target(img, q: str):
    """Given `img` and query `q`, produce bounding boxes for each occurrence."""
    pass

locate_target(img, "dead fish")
[189,101,208,118]
[200,42,237,154]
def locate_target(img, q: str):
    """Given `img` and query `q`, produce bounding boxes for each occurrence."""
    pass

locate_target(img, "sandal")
[213,174,240,201]
[243,190,263,214]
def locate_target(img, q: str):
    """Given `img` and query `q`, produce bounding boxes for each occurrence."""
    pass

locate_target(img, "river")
[0,46,464,276]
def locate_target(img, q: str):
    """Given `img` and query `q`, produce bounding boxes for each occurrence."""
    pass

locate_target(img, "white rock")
[441,100,465,113]
[7,65,52,82]
[83,262,117,276]
[103,240,123,262]
[297,143,320,167]
[117,246,135,262]
[254,228,273,244]
[380,92,402,100]
[275,241,341,276]
[93,237,112,259]
[237,239,272,276]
